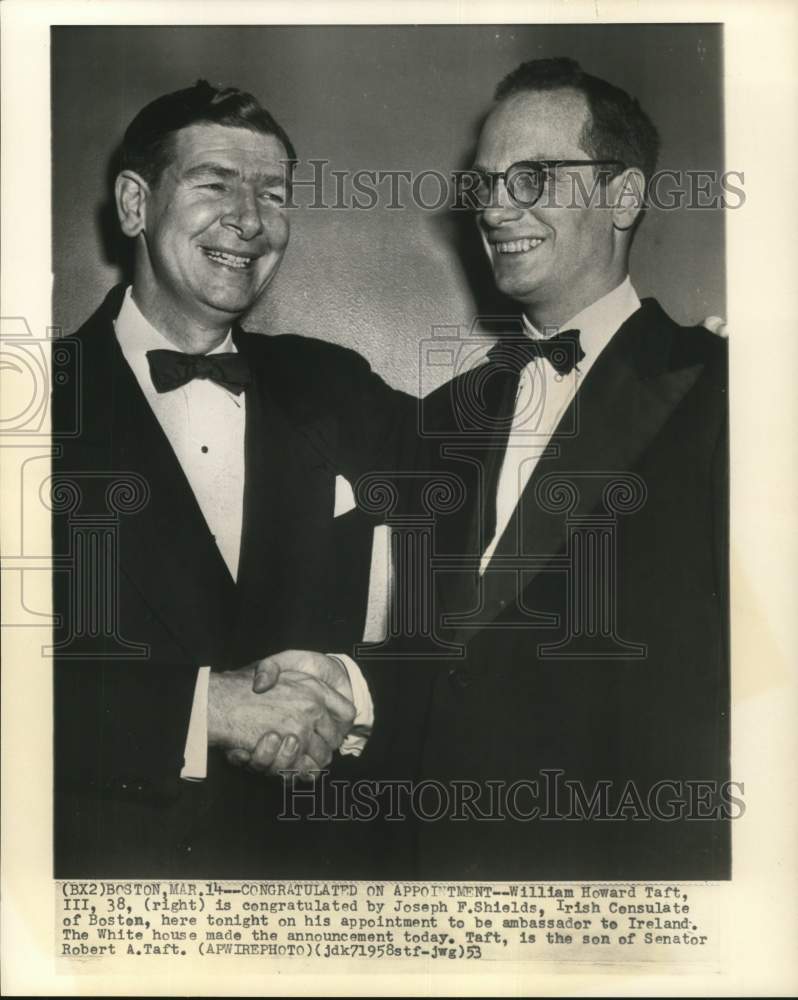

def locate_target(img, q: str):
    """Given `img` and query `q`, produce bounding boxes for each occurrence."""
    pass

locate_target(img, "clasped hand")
[208,651,354,780]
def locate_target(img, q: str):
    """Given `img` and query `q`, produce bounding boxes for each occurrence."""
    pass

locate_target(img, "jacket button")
[448,666,472,690]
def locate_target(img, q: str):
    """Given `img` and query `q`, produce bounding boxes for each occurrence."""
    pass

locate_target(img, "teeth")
[204,249,253,269]
[494,238,543,254]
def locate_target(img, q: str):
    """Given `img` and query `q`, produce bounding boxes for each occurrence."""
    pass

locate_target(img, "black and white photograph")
[1,1,797,996]
[50,19,731,882]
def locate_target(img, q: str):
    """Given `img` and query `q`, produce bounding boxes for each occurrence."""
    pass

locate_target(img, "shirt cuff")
[327,653,373,757]
[180,666,210,781]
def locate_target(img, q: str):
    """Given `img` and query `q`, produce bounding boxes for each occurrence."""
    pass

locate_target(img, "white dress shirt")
[480,277,641,573]
[113,288,371,778]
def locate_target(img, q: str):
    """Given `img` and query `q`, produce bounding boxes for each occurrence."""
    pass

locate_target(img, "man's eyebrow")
[256,171,290,186]
[182,163,240,180]
[182,162,287,185]
[470,156,549,171]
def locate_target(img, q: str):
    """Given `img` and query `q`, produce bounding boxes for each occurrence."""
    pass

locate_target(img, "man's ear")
[610,167,646,231]
[115,170,150,237]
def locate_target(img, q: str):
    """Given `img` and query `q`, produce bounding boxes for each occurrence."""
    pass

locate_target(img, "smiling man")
[398,57,731,878]
[116,117,291,346]
[253,57,730,880]
[52,81,409,877]
[474,88,644,326]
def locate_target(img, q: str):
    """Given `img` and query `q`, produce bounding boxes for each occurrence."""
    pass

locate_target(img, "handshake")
[207,651,357,780]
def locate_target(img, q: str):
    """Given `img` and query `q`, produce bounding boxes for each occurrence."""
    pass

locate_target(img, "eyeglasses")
[457,159,626,209]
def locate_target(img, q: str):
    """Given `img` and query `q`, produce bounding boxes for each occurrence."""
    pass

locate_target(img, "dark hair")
[495,57,660,183]
[120,79,297,186]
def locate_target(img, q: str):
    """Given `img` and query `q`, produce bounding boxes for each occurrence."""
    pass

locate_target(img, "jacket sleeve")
[54,655,197,802]
[325,343,420,485]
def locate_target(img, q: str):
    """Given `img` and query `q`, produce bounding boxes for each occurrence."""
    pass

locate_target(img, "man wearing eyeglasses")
[405,56,730,879]
[250,58,730,881]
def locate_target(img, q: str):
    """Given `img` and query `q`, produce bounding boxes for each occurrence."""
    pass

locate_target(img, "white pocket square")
[334,474,357,517]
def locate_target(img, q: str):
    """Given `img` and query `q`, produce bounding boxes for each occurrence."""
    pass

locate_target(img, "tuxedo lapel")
[429,442,490,623]
[76,293,238,664]
[230,329,337,660]
[450,300,708,640]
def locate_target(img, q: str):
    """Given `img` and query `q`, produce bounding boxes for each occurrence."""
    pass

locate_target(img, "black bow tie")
[487,327,584,376]
[146,349,252,395]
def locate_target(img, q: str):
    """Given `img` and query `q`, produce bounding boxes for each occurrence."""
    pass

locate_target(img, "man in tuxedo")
[257,58,730,880]
[52,81,409,877]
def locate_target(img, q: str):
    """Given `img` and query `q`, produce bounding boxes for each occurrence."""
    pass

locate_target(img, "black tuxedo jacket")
[361,299,730,880]
[52,285,410,877]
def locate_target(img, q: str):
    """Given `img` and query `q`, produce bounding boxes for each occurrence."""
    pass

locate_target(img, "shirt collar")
[114,286,236,393]
[522,277,641,363]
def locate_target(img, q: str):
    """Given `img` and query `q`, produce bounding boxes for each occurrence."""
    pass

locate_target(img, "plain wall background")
[52,24,724,394]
